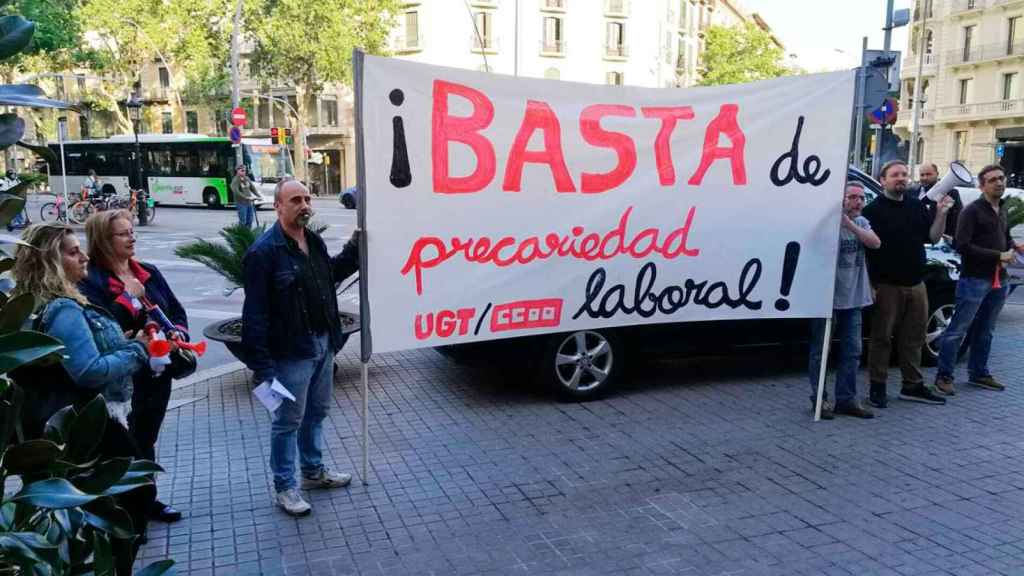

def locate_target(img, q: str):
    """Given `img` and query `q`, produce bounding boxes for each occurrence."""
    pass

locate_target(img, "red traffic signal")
[270,127,279,137]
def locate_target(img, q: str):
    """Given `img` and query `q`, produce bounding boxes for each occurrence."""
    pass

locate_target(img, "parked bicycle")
[39,193,69,222]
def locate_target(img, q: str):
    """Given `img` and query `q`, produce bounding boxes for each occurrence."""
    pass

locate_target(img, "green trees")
[698,22,791,87]
[243,0,398,182]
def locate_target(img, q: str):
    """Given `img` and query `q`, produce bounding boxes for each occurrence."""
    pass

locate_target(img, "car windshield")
[244,144,294,183]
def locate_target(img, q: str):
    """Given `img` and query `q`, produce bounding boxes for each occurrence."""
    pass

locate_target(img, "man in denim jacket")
[242,179,359,516]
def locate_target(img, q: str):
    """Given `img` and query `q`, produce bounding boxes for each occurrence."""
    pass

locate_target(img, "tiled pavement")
[137,302,1024,576]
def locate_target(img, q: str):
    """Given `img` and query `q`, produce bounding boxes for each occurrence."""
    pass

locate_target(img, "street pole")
[872,0,895,179]
[57,117,68,222]
[513,0,519,76]
[854,36,868,169]
[231,0,244,170]
[907,5,928,178]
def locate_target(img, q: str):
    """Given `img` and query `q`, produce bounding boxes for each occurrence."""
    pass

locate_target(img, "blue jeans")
[808,308,863,407]
[237,203,255,228]
[270,332,333,492]
[937,276,1009,380]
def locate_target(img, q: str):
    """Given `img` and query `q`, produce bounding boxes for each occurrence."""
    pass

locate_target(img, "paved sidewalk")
[138,304,1024,576]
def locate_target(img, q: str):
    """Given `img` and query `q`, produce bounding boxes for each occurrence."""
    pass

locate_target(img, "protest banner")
[358,55,855,354]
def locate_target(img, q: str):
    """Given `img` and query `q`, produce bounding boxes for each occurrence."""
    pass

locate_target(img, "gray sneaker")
[301,468,352,490]
[274,489,311,516]
[969,375,1005,391]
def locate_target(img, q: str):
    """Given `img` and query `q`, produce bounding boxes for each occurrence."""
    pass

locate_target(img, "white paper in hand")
[253,378,296,413]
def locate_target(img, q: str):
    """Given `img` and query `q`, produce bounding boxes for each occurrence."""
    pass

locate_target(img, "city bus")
[47,134,293,207]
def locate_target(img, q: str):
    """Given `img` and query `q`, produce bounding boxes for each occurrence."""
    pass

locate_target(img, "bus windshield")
[245,144,294,183]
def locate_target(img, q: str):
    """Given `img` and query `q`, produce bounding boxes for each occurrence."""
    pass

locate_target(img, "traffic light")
[270,127,280,144]
[284,128,292,145]
[269,127,293,145]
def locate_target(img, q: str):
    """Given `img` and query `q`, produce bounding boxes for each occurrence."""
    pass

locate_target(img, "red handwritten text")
[401,206,700,295]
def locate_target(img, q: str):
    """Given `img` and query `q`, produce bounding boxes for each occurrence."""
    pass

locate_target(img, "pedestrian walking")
[241,179,360,516]
[80,210,189,524]
[11,222,155,576]
[808,182,880,419]
[862,160,953,407]
[934,165,1024,394]
[231,165,259,228]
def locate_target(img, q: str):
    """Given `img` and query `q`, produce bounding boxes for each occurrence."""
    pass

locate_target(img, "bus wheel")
[203,188,221,208]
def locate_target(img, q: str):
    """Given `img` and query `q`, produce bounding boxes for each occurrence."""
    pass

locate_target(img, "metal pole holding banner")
[352,49,372,484]
[813,317,833,422]
[57,117,69,222]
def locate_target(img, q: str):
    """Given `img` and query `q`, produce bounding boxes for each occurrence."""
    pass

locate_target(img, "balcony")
[604,44,629,60]
[471,34,501,53]
[540,39,567,56]
[470,0,499,6]
[901,52,938,76]
[947,41,1024,67]
[540,0,566,11]
[605,0,629,16]
[895,107,935,129]
[935,99,1024,122]
[395,33,424,53]
[951,0,988,14]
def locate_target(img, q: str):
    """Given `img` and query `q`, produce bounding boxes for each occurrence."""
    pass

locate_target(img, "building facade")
[895,0,1024,179]
[390,0,778,91]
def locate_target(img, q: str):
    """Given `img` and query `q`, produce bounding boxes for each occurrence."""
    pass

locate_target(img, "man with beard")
[934,165,1024,395]
[915,162,962,239]
[862,160,953,408]
[241,179,359,516]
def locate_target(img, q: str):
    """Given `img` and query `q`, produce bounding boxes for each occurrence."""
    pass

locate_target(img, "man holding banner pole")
[241,179,360,517]
[809,182,880,419]
[863,160,952,408]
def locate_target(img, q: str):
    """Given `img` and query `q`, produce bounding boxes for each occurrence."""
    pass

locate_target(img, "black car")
[435,167,960,401]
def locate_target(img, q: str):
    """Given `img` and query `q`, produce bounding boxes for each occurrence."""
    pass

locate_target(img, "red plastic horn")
[993,265,1002,289]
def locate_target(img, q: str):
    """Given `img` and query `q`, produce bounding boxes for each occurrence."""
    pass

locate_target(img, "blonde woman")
[81,210,189,524]
[11,222,154,575]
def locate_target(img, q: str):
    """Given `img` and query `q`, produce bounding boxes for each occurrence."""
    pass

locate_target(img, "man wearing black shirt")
[915,162,962,240]
[862,160,953,407]
[934,165,1024,394]
[242,179,360,516]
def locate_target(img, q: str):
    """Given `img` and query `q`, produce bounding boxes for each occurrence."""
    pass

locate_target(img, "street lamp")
[125,95,149,225]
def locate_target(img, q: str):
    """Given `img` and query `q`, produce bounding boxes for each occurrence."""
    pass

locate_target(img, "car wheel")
[540,329,622,401]
[922,288,955,367]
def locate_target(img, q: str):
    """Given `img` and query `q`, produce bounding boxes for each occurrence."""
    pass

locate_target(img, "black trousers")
[98,417,157,576]
[129,371,173,469]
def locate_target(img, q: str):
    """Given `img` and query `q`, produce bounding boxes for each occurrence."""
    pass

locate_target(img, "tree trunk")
[294,84,309,186]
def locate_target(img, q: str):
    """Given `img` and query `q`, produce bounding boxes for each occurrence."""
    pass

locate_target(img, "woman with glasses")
[80,210,190,524]
[11,222,154,574]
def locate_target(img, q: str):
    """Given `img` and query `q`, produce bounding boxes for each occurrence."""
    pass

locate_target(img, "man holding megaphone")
[934,164,1024,395]
[915,162,964,240]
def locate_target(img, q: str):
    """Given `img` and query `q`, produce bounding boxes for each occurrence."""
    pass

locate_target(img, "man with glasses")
[807,182,880,419]
[862,160,953,408]
[934,165,1024,394]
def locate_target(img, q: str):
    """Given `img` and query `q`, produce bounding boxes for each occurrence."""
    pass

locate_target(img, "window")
[79,116,89,140]
[544,67,560,80]
[161,111,173,134]
[543,0,565,8]
[959,78,972,105]
[954,130,969,162]
[543,16,564,53]
[1010,17,1020,55]
[158,66,170,99]
[147,149,173,176]
[677,39,687,69]
[963,25,975,62]
[404,11,420,49]
[186,110,199,134]
[607,0,626,13]
[1003,72,1018,100]
[322,98,338,127]
[54,78,65,100]
[257,99,270,129]
[76,75,86,95]
[473,11,494,50]
[606,22,626,57]
[664,31,673,64]
[606,71,623,85]
[925,29,933,55]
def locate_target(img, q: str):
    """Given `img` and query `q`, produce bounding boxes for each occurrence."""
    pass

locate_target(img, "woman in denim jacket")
[11,222,154,576]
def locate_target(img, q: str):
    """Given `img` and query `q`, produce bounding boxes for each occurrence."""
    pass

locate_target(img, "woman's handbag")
[165,348,197,380]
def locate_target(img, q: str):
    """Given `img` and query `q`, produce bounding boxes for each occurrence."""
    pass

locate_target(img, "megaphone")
[926,161,973,202]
